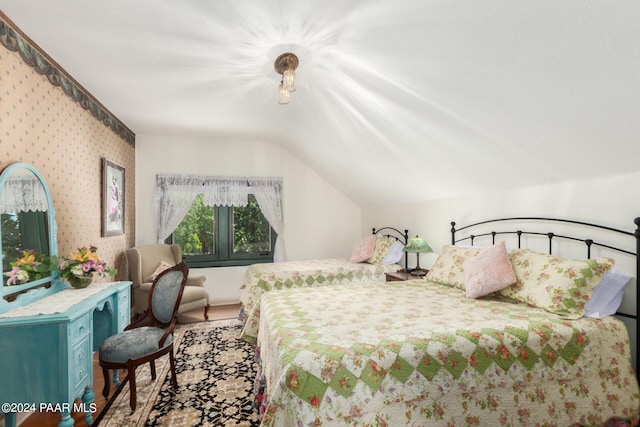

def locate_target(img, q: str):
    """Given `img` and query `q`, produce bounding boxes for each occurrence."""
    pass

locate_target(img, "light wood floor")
[17,303,240,427]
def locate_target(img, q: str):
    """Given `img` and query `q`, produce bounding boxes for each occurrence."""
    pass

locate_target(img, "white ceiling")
[2,1,639,206]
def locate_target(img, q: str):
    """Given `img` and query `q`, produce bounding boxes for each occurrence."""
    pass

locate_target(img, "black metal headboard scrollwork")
[450,216,640,376]
[372,227,409,272]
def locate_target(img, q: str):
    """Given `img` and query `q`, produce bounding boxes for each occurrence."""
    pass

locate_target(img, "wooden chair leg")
[204,304,210,320]
[169,346,178,389]
[150,360,156,380]
[127,363,137,411]
[101,366,111,399]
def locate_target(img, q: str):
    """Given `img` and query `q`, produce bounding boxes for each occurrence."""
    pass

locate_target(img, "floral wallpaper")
[0,34,135,282]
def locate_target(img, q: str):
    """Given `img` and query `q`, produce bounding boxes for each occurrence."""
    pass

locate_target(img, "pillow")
[350,235,377,263]
[456,243,489,250]
[425,245,480,290]
[146,260,174,282]
[382,240,405,265]
[584,267,632,318]
[368,237,396,264]
[501,248,614,319]
[463,241,516,298]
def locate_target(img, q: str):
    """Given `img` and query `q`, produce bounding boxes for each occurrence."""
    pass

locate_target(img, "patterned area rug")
[98,318,260,426]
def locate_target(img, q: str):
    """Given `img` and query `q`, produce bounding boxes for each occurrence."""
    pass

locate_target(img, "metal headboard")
[450,216,640,376]
[372,227,409,272]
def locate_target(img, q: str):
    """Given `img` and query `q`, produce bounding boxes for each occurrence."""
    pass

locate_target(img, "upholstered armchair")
[126,244,210,320]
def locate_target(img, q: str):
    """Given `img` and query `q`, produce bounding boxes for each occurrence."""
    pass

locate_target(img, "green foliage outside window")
[172,195,215,255]
[233,196,271,254]
[171,194,274,267]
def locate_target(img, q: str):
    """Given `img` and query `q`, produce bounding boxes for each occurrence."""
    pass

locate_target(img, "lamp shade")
[403,236,432,253]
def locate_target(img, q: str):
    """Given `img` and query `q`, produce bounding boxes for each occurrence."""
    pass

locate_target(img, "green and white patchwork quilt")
[257,280,640,427]
[240,258,401,342]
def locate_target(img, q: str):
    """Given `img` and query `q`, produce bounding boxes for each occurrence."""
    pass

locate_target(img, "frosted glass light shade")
[278,83,290,104]
[283,68,296,92]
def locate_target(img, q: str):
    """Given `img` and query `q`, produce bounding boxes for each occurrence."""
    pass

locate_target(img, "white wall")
[363,171,640,259]
[134,134,361,305]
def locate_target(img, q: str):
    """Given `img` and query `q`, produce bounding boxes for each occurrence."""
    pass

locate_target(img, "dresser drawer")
[70,312,91,343]
[71,335,92,395]
[118,308,129,331]
[118,289,129,311]
[117,289,131,331]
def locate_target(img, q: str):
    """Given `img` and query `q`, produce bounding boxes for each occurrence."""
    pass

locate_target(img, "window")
[168,194,277,268]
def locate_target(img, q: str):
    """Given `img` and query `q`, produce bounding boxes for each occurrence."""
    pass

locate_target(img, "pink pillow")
[464,241,516,298]
[350,235,377,263]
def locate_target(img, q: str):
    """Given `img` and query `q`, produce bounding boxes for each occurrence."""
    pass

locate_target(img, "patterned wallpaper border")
[0,11,136,147]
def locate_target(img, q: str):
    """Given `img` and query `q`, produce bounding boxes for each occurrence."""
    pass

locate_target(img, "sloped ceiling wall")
[1,1,638,206]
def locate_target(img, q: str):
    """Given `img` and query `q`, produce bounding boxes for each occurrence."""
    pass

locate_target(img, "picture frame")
[102,158,125,237]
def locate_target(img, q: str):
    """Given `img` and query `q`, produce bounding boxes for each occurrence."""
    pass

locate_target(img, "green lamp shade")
[403,236,432,253]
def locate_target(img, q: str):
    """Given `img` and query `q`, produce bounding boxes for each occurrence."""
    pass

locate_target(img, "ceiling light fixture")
[274,52,298,105]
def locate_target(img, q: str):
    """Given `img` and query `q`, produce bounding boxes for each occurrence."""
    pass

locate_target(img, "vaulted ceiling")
[1,1,639,206]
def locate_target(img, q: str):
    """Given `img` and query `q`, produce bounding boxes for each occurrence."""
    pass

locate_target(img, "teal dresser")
[0,281,131,427]
[0,163,133,426]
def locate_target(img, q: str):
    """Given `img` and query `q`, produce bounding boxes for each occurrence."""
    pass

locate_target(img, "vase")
[68,275,93,289]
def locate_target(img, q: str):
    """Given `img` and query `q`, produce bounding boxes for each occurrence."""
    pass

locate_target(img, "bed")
[254,217,640,426]
[240,227,409,343]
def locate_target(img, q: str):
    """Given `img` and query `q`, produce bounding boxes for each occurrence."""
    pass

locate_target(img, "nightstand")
[385,271,426,282]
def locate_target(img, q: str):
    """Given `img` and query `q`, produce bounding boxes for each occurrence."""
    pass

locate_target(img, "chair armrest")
[186,275,206,288]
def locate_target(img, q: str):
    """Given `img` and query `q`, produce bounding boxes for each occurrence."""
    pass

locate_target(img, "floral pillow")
[425,245,480,290]
[368,237,396,265]
[146,260,174,282]
[350,235,377,263]
[464,241,516,298]
[501,248,614,319]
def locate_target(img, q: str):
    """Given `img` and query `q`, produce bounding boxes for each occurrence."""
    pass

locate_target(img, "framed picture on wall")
[102,158,125,237]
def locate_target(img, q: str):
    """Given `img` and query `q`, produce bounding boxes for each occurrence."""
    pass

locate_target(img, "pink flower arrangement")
[58,245,117,288]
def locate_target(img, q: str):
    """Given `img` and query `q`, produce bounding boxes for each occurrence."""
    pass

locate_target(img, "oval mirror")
[0,163,58,302]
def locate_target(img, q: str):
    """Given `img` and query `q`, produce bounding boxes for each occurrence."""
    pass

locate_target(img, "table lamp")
[403,235,432,276]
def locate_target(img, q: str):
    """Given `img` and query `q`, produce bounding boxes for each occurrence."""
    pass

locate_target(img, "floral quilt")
[256,280,640,427]
[240,258,401,342]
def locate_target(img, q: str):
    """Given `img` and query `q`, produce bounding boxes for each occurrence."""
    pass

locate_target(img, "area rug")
[97,318,260,426]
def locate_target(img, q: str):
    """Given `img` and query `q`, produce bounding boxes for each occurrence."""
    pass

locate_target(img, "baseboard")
[209,297,240,307]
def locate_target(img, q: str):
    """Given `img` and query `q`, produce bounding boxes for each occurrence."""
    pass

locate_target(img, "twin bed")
[239,227,408,342]
[242,218,640,426]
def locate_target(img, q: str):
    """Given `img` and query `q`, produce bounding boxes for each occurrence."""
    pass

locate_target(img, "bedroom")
[1,1,639,426]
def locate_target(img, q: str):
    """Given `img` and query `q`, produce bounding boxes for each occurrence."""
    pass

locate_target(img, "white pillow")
[583,268,632,318]
[382,241,405,265]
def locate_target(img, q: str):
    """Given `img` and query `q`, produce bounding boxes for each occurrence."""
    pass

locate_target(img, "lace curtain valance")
[1,176,48,213]
[155,174,286,262]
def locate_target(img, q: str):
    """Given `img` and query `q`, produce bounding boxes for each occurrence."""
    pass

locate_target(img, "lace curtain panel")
[252,178,286,262]
[155,174,286,262]
[1,176,48,213]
